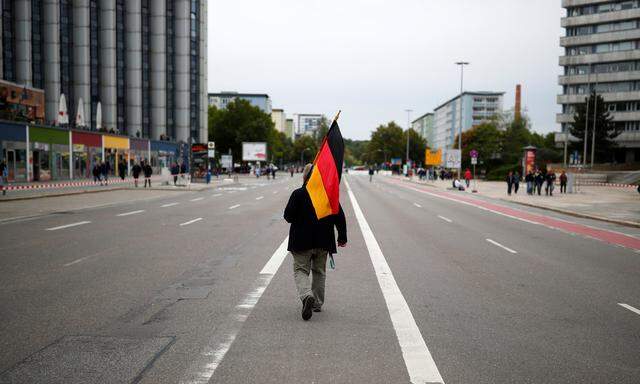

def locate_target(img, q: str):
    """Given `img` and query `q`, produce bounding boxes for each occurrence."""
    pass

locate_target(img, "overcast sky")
[208,0,565,140]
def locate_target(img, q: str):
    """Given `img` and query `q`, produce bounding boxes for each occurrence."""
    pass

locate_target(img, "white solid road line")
[256,196,264,200]
[414,202,422,208]
[161,202,180,208]
[229,204,240,210]
[190,197,204,202]
[179,218,203,226]
[486,238,518,254]
[618,303,640,316]
[45,221,91,231]
[438,215,453,223]
[181,237,289,384]
[63,255,92,267]
[212,193,222,197]
[345,178,445,384]
[273,191,278,194]
[116,210,145,217]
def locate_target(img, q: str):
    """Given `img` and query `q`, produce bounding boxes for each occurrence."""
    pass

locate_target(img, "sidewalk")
[405,177,640,227]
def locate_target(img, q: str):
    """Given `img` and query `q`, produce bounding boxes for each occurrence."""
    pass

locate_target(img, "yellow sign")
[425,149,442,166]
[103,135,129,149]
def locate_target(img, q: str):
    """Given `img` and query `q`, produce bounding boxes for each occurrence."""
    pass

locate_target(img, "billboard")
[390,158,402,165]
[221,155,233,169]
[444,149,461,169]
[425,149,442,166]
[242,142,267,161]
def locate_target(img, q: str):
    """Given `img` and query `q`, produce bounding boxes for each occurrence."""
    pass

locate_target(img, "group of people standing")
[92,160,153,187]
[507,169,568,196]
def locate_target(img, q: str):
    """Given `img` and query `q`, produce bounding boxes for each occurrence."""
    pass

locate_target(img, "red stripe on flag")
[315,142,340,214]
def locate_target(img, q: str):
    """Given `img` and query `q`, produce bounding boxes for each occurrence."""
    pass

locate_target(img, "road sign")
[208,141,215,149]
[471,157,477,165]
[207,149,215,158]
[444,149,461,169]
[242,142,267,161]
[470,149,478,159]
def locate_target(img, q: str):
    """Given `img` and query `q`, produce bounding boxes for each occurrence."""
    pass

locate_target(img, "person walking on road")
[506,171,514,196]
[100,161,110,185]
[92,163,101,184]
[0,160,7,195]
[143,161,153,188]
[368,166,374,182]
[559,171,567,194]
[284,164,347,321]
[464,168,472,188]
[513,171,520,194]
[545,169,556,196]
[132,162,142,187]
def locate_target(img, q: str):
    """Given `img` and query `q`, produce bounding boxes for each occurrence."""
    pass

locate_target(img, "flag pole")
[332,110,341,124]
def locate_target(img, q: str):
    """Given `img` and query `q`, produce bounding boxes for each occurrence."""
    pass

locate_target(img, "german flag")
[306,119,344,220]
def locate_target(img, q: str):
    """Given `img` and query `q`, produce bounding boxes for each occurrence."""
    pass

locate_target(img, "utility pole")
[455,61,469,179]
[591,71,599,167]
[405,108,413,166]
[583,64,591,168]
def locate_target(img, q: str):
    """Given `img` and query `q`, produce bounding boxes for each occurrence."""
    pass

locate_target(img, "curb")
[0,187,127,202]
[499,199,640,229]
[400,177,640,229]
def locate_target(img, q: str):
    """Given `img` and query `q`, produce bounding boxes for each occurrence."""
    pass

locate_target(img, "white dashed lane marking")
[229,204,240,210]
[438,215,453,223]
[190,197,204,202]
[45,221,91,231]
[116,210,145,217]
[256,196,264,200]
[619,303,640,317]
[161,202,180,208]
[486,238,518,254]
[180,218,203,226]
[413,203,422,208]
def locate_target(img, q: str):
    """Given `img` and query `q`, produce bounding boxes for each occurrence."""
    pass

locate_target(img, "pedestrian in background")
[132,162,142,187]
[464,168,472,188]
[284,164,347,320]
[559,171,568,194]
[535,169,544,196]
[506,171,514,196]
[100,161,110,185]
[369,166,374,182]
[525,171,534,195]
[92,163,101,184]
[0,160,7,195]
[143,161,153,188]
[118,160,126,180]
[272,166,277,179]
[545,169,556,196]
[171,163,179,186]
[513,171,520,194]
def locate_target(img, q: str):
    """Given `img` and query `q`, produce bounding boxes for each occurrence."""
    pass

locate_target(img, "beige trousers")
[291,248,328,307]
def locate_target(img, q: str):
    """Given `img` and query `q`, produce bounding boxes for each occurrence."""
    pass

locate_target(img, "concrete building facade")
[271,108,286,134]
[433,92,504,150]
[0,0,208,143]
[296,114,323,137]
[411,112,435,147]
[557,0,640,162]
[208,92,272,114]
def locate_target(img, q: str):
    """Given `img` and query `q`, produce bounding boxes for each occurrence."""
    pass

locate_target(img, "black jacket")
[284,187,347,254]
[143,165,153,177]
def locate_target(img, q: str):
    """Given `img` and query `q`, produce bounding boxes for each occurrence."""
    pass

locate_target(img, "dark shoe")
[301,296,315,321]
[313,306,322,313]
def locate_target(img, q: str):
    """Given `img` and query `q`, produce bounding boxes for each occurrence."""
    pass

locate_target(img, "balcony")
[558,90,640,104]
[559,71,640,85]
[560,29,640,47]
[556,111,640,123]
[561,7,640,27]
[560,50,640,66]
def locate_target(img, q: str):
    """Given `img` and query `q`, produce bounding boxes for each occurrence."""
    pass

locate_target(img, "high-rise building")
[285,118,295,140]
[208,92,272,114]
[296,113,323,137]
[0,0,208,144]
[411,113,435,147]
[557,0,640,163]
[433,92,504,150]
[271,108,286,134]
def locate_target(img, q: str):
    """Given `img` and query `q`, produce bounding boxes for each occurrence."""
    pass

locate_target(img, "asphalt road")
[0,173,638,383]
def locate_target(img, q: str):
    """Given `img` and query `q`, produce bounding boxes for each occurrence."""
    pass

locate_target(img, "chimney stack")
[515,84,522,122]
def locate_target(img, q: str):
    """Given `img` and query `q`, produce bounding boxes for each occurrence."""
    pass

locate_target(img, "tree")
[267,128,293,167]
[208,99,275,162]
[455,122,503,170]
[569,92,621,163]
[314,116,330,147]
[366,121,405,164]
[344,139,369,166]
[293,135,318,165]
[501,114,532,166]
[403,129,427,165]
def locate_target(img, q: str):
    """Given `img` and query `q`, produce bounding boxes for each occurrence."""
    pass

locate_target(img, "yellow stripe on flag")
[306,166,333,219]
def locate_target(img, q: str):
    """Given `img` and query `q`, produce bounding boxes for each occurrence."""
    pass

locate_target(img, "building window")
[189,0,200,141]
[31,0,44,89]
[90,0,100,130]
[2,0,15,82]
[60,0,74,118]
[166,0,175,140]
[141,0,150,138]
[116,0,125,133]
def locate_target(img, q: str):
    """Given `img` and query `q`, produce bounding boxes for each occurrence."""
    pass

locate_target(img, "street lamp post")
[455,61,469,180]
[405,109,413,170]
[300,147,311,166]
